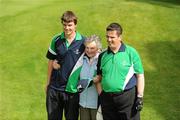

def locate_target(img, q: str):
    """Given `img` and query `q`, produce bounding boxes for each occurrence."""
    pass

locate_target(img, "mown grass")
[0,0,180,119]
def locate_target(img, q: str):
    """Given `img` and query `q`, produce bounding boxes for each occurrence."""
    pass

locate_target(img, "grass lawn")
[0,0,180,119]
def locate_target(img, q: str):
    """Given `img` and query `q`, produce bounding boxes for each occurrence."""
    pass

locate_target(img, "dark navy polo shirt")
[46,32,85,91]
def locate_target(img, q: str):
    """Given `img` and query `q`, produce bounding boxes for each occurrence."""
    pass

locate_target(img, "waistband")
[102,86,135,96]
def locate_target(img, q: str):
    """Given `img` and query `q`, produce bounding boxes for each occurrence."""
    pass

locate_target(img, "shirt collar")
[107,42,126,54]
[83,53,99,61]
[84,53,90,59]
[60,31,82,41]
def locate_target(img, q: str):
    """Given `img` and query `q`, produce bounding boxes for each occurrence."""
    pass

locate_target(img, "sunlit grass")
[0,0,180,119]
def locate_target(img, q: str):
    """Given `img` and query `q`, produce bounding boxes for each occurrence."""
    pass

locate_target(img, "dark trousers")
[100,87,140,120]
[46,87,79,120]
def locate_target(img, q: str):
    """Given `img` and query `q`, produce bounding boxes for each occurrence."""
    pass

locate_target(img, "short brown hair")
[106,23,123,36]
[61,11,78,25]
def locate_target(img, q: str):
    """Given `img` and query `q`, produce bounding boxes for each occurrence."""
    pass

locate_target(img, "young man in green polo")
[94,23,145,120]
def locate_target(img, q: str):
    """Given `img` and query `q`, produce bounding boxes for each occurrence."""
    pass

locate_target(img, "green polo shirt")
[97,43,144,92]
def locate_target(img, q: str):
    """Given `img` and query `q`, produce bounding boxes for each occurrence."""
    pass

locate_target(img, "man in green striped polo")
[94,23,145,120]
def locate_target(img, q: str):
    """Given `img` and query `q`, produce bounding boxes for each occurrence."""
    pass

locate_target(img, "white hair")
[84,35,102,50]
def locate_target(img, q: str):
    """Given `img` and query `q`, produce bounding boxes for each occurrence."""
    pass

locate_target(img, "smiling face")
[106,30,122,50]
[85,41,99,58]
[62,21,76,37]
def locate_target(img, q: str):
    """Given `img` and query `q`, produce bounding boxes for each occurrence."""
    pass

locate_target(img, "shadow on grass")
[126,0,180,8]
[145,40,180,119]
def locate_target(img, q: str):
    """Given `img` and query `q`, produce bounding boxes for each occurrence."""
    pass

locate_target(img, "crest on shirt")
[74,49,80,55]
[122,60,129,66]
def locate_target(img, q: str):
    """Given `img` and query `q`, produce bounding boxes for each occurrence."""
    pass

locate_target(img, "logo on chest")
[121,60,131,67]
[74,49,80,55]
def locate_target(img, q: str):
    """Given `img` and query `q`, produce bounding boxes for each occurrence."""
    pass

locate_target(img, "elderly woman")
[78,35,102,120]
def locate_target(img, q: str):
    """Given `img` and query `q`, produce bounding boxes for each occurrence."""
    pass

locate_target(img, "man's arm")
[93,75,102,95]
[45,60,53,93]
[136,74,145,97]
[95,82,102,95]
[135,73,145,111]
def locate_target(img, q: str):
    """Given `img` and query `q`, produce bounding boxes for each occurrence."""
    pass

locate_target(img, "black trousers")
[100,87,140,120]
[46,87,79,120]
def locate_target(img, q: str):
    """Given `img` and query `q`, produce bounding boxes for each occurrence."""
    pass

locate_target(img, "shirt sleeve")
[97,52,104,75]
[130,47,144,74]
[46,35,59,60]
